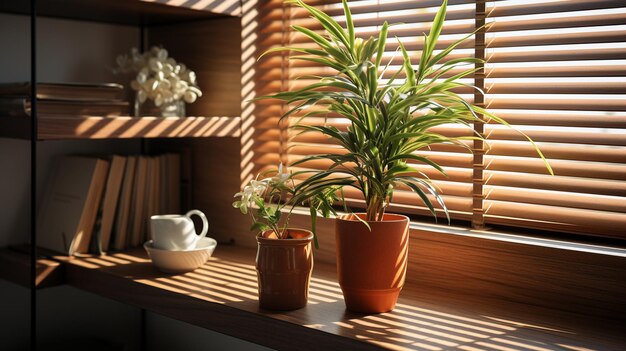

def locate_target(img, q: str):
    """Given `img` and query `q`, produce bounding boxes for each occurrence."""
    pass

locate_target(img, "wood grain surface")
[59,245,626,351]
[0,248,64,289]
[225,212,626,324]
[0,116,241,140]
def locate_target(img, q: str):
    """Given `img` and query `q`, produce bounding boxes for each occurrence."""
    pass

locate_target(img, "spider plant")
[260,0,552,224]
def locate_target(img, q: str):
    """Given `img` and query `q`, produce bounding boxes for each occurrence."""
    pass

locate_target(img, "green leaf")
[254,196,264,208]
[291,25,349,63]
[342,0,355,48]
[309,206,319,249]
[397,39,415,88]
[426,0,447,60]
[250,222,270,233]
[399,179,438,219]
[375,22,389,68]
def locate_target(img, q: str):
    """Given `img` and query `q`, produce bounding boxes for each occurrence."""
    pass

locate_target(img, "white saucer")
[144,237,217,273]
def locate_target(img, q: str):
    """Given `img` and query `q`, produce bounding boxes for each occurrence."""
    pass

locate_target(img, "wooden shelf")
[0,116,241,140]
[55,245,626,351]
[0,0,238,25]
[0,248,64,289]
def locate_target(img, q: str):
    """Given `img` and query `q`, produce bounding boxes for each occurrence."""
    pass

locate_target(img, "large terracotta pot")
[255,228,314,310]
[335,213,409,313]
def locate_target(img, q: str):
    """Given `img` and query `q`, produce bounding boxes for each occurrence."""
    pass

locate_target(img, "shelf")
[56,245,626,351]
[0,0,238,25]
[0,116,241,140]
[0,247,64,289]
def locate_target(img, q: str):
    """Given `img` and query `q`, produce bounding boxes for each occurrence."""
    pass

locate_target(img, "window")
[243,0,626,240]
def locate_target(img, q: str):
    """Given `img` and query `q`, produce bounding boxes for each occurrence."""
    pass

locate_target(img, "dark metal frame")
[26,3,150,349]
[29,0,38,349]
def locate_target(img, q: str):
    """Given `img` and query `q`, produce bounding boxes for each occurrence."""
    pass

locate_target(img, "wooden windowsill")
[0,115,241,140]
[49,245,626,351]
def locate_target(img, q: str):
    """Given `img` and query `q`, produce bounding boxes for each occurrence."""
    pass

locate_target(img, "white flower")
[272,163,290,185]
[163,63,173,75]
[137,89,147,103]
[130,80,140,91]
[183,91,197,103]
[234,179,269,214]
[188,71,196,84]
[154,93,163,107]
[148,58,162,71]
[136,71,147,84]
[157,48,168,61]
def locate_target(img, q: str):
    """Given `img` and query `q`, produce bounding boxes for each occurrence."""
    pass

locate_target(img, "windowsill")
[287,206,626,257]
[409,221,626,257]
[52,245,625,351]
[1,214,624,350]
[280,208,626,324]
[1,242,624,350]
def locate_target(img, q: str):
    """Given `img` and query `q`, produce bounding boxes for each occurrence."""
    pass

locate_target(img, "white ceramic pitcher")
[150,210,208,250]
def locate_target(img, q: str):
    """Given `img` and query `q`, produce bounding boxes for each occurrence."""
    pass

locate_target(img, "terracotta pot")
[255,228,314,310]
[335,213,409,313]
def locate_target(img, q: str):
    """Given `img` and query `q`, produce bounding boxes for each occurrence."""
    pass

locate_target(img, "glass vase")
[134,94,186,118]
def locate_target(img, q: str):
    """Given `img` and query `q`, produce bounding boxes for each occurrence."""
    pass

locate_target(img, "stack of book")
[37,154,181,256]
[0,82,129,117]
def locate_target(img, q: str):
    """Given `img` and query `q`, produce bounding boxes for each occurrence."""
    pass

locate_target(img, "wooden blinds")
[286,0,480,222]
[249,0,626,239]
[481,0,626,237]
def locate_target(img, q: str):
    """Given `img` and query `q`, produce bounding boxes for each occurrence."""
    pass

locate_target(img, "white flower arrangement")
[233,164,294,238]
[114,46,202,107]
[232,163,337,248]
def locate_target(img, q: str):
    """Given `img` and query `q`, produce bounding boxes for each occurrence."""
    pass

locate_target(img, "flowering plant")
[113,46,202,107]
[233,164,294,238]
[233,164,339,247]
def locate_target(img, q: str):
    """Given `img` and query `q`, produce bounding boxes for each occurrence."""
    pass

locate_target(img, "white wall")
[0,13,271,351]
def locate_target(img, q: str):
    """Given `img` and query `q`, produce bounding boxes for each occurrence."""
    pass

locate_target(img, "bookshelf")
[0,115,241,140]
[0,0,243,347]
[0,0,238,25]
[0,247,64,289]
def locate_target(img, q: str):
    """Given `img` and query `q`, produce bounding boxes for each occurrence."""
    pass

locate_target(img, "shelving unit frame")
[0,0,243,348]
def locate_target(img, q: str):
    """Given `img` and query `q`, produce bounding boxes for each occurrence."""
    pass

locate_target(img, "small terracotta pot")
[335,213,409,313]
[255,228,314,310]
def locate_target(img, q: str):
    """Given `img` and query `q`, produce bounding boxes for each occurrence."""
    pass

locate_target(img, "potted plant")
[259,0,552,313]
[233,164,335,310]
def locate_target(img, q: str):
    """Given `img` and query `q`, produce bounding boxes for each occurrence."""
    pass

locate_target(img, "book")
[0,82,125,101]
[144,157,158,241]
[0,97,129,117]
[37,156,110,255]
[129,156,149,247]
[98,155,127,253]
[167,153,181,214]
[153,156,162,217]
[160,154,169,214]
[112,156,137,251]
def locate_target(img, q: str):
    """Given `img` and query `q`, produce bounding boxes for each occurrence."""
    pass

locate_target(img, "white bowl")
[144,237,217,273]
